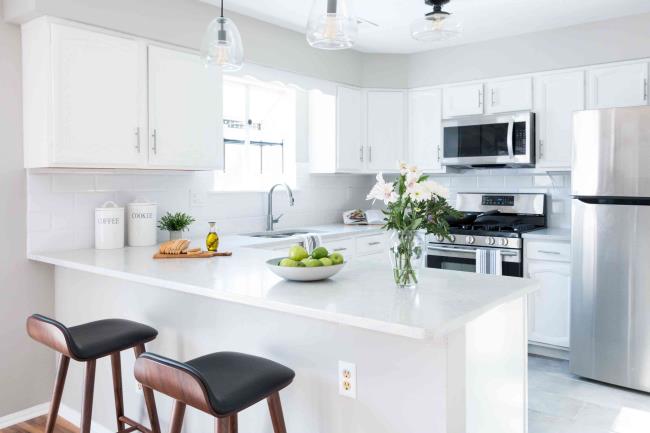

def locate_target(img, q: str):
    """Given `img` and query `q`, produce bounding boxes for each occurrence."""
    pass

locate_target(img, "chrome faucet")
[267,183,295,231]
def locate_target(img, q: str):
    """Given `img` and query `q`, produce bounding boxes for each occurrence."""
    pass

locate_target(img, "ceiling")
[200,0,650,54]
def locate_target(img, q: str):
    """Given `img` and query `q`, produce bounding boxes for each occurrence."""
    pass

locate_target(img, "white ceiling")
[200,0,650,54]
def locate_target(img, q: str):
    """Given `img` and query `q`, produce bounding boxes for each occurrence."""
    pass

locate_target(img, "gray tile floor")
[529,355,650,433]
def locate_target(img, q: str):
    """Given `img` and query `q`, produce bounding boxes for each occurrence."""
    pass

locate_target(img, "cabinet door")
[534,71,585,169]
[366,91,406,172]
[337,86,364,172]
[485,77,533,114]
[51,25,143,166]
[148,46,223,170]
[527,261,571,348]
[408,88,444,173]
[442,83,483,118]
[587,62,649,109]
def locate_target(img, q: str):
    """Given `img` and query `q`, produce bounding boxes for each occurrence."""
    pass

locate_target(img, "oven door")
[442,112,535,167]
[426,244,523,277]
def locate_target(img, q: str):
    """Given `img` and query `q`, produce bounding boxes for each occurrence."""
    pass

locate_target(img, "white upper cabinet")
[534,71,585,169]
[442,83,483,118]
[485,77,533,114]
[23,19,144,168]
[22,17,222,170]
[408,88,444,173]
[366,90,406,172]
[147,46,223,170]
[587,62,649,109]
[336,86,364,172]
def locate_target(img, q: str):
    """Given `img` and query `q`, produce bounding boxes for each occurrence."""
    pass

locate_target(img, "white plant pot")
[169,231,183,240]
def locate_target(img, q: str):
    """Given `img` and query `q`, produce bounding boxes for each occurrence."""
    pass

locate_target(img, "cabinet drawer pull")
[367,241,381,246]
[151,129,158,155]
[538,250,561,255]
[333,247,347,252]
[359,146,363,162]
[134,127,141,153]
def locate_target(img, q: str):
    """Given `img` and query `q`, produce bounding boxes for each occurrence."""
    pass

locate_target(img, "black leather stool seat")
[31,314,158,360]
[140,352,295,416]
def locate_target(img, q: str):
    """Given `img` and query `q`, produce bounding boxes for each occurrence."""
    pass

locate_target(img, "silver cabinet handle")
[360,146,364,162]
[491,88,496,107]
[478,89,482,108]
[368,146,372,162]
[437,145,441,162]
[151,129,157,155]
[538,250,561,255]
[333,247,347,252]
[134,127,141,153]
[539,139,544,158]
[367,241,381,246]
[644,78,648,101]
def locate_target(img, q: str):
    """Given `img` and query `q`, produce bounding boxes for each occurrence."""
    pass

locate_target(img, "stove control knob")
[435,234,444,242]
[449,235,456,243]
[498,238,509,247]
[486,237,496,246]
[466,236,475,245]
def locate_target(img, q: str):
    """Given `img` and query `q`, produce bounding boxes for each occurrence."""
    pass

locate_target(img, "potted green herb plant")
[157,212,195,240]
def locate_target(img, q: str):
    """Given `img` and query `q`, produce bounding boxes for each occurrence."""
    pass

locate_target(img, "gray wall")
[0,6,54,417]
[409,12,650,88]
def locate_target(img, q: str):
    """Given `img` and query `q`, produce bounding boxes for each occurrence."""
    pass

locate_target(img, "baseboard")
[58,404,113,433]
[528,343,570,360]
[0,403,50,429]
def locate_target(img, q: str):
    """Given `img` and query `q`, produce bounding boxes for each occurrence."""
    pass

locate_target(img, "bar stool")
[134,351,295,433]
[26,314,161,433]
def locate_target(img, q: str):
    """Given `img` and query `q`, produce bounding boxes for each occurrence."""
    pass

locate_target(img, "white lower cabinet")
[526,240,571,349]
[322,237,356,257]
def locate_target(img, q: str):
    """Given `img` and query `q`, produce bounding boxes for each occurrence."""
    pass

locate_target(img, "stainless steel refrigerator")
[571,106,650,392]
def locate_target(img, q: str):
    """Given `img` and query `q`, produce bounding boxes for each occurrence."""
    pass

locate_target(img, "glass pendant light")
[306,0,358,50]
[411,0,462,42]
[201,0,243,71]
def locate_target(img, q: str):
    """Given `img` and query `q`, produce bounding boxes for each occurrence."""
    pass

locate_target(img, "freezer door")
[571,199,650,391]
[572,107,650,197]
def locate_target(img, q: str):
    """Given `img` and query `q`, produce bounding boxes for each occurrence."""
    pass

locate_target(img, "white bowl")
[266,258,346,281]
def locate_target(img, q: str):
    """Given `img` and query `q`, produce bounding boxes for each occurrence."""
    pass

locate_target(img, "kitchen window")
[215,75,296,191]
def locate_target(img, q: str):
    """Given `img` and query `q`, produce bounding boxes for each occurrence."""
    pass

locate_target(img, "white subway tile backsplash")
[504,175,534,188]
[450,176,478,189]
[477,176,506,189]
[52,174,96,192]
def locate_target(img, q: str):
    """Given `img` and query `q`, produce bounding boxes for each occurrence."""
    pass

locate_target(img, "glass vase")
[389,229,426,289]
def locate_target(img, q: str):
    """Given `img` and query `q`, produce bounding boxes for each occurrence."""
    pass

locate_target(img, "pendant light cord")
[221,0,224,18]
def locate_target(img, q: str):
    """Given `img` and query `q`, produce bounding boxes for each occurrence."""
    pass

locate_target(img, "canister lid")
[96,201,124,210]
[127,197,157,206]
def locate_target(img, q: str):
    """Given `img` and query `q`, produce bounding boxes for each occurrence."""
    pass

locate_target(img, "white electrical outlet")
[338,361,356,399]
[190,190,208,207]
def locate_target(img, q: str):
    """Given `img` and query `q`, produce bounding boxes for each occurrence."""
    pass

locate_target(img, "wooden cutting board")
[153,251,232,259]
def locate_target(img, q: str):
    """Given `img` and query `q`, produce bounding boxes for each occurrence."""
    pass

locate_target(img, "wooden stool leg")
[267,392,287,433]
[215,415,237,433]
[45,355,70,433]
[80,360,96,433]
[169,401,186,433]
[134,343,161,433]
[110,352,125,432]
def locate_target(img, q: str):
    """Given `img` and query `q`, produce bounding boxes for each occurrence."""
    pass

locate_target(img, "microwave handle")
[507,119,514,158]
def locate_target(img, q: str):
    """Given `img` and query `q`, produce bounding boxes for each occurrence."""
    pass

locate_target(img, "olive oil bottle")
[206,221,219,252]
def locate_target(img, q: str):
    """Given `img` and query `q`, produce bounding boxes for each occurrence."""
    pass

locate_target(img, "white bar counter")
[29,230,539,433]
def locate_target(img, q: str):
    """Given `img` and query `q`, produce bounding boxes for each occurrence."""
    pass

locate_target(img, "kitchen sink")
[242,229,323,239]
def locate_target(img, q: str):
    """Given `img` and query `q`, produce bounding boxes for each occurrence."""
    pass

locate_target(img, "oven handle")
[427,245,519,257]
[507,119,514,158]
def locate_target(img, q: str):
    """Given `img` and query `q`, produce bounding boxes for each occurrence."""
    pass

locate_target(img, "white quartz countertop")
[522,228,571,241]
[29,225,539,340]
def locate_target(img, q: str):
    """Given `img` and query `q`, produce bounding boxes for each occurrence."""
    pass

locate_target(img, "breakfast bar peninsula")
[29,228,538,433]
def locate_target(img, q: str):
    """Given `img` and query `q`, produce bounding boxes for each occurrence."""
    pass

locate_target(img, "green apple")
[288,245,309,261]
[329,252,344,265]
[319,257,333,266]
[311,246,329,260]
[296,261,306,267]
[279,258,298,267]
[304,259,323,267]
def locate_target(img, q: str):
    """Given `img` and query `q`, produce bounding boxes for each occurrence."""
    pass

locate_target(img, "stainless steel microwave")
[441,112,535,168]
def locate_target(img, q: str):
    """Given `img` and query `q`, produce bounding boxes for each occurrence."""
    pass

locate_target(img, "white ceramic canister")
[126,199,158,247]
[95,201,125,249]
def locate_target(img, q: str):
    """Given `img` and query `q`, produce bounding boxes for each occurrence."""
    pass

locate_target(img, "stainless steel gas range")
[427,193,547,277]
